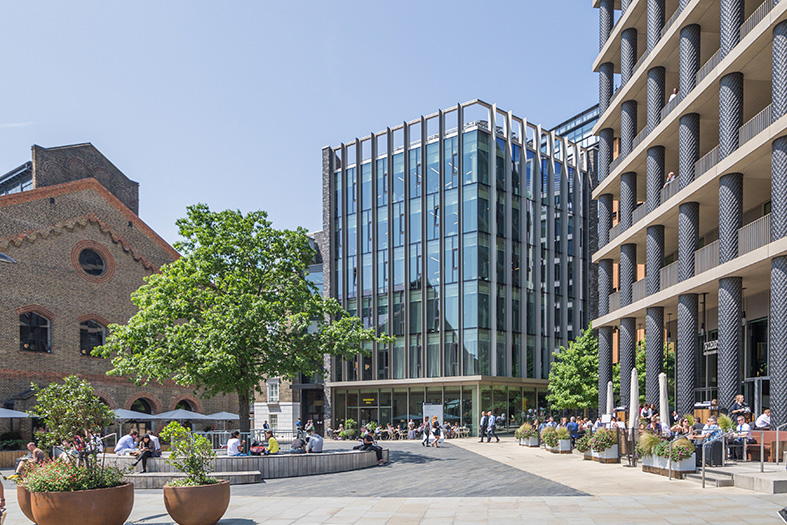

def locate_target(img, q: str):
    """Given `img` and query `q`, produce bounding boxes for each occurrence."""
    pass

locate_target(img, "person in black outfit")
[359,433,386,465]
[479,412,488,443]
[132,434,155,473]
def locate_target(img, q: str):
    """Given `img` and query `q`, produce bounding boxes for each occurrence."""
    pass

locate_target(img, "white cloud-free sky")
[1,1,598,244]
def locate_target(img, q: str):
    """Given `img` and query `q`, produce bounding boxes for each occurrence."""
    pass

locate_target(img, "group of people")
[478,411,500,443]
[115,429,161,473]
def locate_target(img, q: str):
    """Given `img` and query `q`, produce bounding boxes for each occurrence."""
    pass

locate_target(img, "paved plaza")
[2,438,787,523]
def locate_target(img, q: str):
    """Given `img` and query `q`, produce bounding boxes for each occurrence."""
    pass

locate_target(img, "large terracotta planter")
[17,485,35,523]
[163,480,231,525]
[30,482,134,525]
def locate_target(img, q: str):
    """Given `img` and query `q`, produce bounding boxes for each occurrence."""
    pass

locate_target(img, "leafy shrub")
[541,427,558,448]
[589,428,616,452]
[717,414,733,432]
[653,437,695,462]
[515,423,538,440]
[556,427,570,440]
[636,431,662,457]
[575,433,593,453]
[20,460,124,493]
[366,422,378,434]
[159,421,218,487]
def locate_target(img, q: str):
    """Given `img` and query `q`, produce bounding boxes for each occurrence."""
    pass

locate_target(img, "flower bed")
[637,433,696,478]
[591,444,619,463]
[515,423,539,447]
[589,429,619,463]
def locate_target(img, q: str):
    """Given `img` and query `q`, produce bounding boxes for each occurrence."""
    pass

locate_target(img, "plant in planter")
[17,375,132,525]
[575,433,593,454]
[515,423,539,446]
[541,427,558,448]
[717,414,733,432]
[159,421,230,525]
[635,431,662,458]
[589,428,619,462]
[339,418,358,440]
[556,427,570,442]
[639,433,696,476]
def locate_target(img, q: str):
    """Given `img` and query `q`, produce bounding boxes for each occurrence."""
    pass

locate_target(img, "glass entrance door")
[744,377,770,419]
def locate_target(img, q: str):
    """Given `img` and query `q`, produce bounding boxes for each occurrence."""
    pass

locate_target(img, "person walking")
[479,411,489,443]
[431,417,441,448]
[422,417,431,447]
[487,411,500,443]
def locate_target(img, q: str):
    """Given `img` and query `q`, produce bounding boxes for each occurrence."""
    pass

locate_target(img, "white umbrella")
[659,373,671,436]
[113,408,155,420]
[152,409,212,421]
[205,411,240,421]
[0,407,33,418]
[606,381,614,415]
[628,368,639,440]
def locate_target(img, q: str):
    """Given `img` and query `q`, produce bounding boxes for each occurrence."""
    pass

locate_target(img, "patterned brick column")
[599,259,613,316]
[599,128,614,182]
[621,100,637,157]
[679,202,699,282]
[646,146,665,212]
[647,67,666,132]
[773,137,787,241]
[719,72,744,161]
[600,62,614,114]
[620,243,637,307]
[679,113,700,190]
[599,193,613,247]
[647,0,665,53]
[774,21,787,121]
[619,317,637,407]
[680,24,701,97]
[646,225,664,295]
[600,0,613,51]
[599,326,614,413]
[719,172,743,264]
[771,257,787,426]
[718,276,742,411]
[646,307,664,405]
[620,171,637,231]
[621,29,638,86]
[677,293,698,416]
[720,0,745,59]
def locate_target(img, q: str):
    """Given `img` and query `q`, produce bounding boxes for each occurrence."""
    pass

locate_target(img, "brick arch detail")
[71,240,116,284]
[77,314,112,327]
[170,394,203,413]
[125,392,163,415]
[92,389,117,410]
[16,304,56,319]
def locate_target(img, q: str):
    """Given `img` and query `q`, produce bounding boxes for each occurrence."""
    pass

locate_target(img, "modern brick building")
[592,0,787,422]
[0,143,236,436]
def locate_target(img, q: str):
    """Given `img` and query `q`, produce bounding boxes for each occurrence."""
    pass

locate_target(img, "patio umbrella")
[628,368,639,440]
[659,372,671,436]
[0,407,33,418]
[606,381,614,415]
[152,409,212,421]
[205,411,240,421]
[113,408,155,420]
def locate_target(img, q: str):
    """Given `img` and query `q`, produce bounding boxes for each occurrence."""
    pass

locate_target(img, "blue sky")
[1,1,598,244]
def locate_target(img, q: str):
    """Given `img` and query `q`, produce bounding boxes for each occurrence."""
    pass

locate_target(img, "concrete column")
[719,172,743,264]
[599,128,614,182]
[680,24,701,97]
[646,146,665,212]
[646,307,664,405]
[771,257,787,426]
[678,202,699,282]
[720,0,745,59]
[679,113,700,189]
[600,62,615,114]
[600,0,614,51]
[774,21,787,121]
[718,276,742,411]
[646,225,664,295]
[620,171,637,231]
[621,100,637,157]
[621,29,638,86]
[677,293,698,416]
[647,67,666,132]
[647,0,665,53]
[620,243,637,307]
[598,259,614,316]
[773,137,787,241]
[719,72,744,161]
[619,317,637,407]
[599,193,613,247]
[599,326,614,413]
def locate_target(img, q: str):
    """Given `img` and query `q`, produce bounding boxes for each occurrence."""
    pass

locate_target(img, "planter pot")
[30,482,134,525]
[519,437,539,447]
[582,451,592,460]
[546,440,572,454]
[17,485,35,523]
[591,444,619,463]
[163,479,231,525]
[641,453,696,478]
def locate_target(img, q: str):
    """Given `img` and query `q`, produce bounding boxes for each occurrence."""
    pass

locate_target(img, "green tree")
[97,205,390,433]
[546,324,598,412]
[613,337,676,409]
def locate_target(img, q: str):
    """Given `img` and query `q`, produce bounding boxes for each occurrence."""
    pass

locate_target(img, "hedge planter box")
[546,439,572,454]
[519,437,540,447]
[640,454,696,479]
[590,444,619,464]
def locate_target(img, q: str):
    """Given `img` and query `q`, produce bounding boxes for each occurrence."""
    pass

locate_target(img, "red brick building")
[0,143,236,437]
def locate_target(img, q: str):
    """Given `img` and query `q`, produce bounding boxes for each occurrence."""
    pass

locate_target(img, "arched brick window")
[18,306,54,353]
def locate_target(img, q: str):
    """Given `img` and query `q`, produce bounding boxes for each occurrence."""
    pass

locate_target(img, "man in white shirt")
[756,408,771,429]
[733,415,752,460]
[307,428,324,453]
[668,87,678,102]
[114,431,138,455]
[226,431,246,456]
[149,433,162,457]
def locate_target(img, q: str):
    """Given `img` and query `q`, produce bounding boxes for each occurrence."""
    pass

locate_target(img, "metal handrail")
[632,126,650,151]
[696,49,721,86]
[660,95,680,121]
[632,50,650,77]
[739,104,772,146]
[661,6,683,39]
[776,422,787,465]
[740,0,780,41]
[700,430,735,488]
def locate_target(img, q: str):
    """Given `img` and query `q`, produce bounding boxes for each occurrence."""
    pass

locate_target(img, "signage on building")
[703,339,718,356]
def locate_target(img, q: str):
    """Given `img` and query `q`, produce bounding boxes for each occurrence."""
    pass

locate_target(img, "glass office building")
[321,100,595,433]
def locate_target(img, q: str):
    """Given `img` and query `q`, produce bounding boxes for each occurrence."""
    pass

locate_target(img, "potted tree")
[638,433,696,478]
[515,423,539,447]
[575,433,593,460]
[589,428,619,463]
[160,421,230,525]
[17,376,132,525]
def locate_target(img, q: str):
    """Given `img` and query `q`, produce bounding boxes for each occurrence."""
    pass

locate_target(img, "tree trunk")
[237,389,251,434]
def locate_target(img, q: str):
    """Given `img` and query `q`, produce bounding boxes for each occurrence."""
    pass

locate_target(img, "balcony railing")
[696,50,721,86]
[609,222,622,242]
[632,50,650,77]
[632,126,650,151]
[633,278,647,303]
[739,104,772,146]
[632,203,647,225]
[660,179,680,204]
[738,213,771,256]
[609,291,620,312]
[694,240,719,275]
[695,145,719,177]
[740,0,780,41]
[661,6,684,39]
[609,151,627,173]
[660,95,681,121]
[660,261,679,290]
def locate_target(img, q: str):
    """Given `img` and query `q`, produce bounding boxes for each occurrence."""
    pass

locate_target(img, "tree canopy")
[546,324,599,412]
[97,204,390,432]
